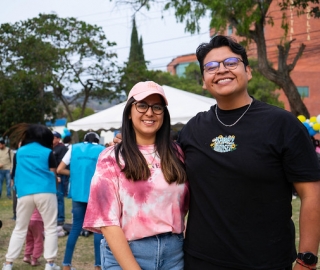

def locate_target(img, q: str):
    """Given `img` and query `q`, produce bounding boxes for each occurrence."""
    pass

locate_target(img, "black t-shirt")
[179,99,320,270]
[53,143,68,165]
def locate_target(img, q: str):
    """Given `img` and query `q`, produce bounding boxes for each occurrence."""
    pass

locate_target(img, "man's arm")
[57,161,70,176]
[293,180,320,269]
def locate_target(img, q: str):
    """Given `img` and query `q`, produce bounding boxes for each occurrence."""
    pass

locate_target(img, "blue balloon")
[303,122,317,136]
[63,127,71,137]
[309,128,317,136]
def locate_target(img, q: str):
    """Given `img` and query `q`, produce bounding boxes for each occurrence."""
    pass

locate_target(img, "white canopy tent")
[67,85,216,132]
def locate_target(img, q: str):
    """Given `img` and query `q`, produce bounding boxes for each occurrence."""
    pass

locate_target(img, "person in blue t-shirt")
[2,123,61,270]
[57,132,105,270]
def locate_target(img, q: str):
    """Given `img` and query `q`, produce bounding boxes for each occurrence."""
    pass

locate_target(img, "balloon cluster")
[61,127,71,139]
[297,115,320,136]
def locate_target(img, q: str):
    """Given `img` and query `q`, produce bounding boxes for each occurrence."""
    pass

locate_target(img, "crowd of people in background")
[0,35,320,270]
[1,126,109,270]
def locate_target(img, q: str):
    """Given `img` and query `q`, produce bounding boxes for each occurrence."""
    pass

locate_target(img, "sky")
[0,0,212,71]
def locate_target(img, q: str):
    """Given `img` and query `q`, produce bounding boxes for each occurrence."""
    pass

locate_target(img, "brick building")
[167,1,320,118]
[167,53,198,77]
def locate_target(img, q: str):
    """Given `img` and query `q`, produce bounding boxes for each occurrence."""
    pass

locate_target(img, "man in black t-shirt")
[179,35,320,270]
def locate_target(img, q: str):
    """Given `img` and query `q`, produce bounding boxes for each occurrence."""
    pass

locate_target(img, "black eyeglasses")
[132,102,165,115]
[203,57,244,74]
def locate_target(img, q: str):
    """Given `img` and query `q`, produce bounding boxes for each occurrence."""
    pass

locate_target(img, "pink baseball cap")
[127,81,168,105]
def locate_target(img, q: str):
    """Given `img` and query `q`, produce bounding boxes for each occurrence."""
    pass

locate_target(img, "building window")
[297,86,309,98]
[227,25,233,35]
[176,62,195,77]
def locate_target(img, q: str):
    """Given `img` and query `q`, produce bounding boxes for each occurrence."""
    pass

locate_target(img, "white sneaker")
[2,263,12,270]
[44,263,61,270]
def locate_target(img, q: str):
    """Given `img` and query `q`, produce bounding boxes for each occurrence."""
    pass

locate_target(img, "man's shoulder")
[253,99,295,120]
[185,107,214,126]
[53,143,68,154]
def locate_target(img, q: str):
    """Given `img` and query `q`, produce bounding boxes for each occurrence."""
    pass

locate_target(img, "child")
[23,208,44,266]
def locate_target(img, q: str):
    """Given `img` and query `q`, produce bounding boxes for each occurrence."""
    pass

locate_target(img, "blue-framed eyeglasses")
[203,57,244,74]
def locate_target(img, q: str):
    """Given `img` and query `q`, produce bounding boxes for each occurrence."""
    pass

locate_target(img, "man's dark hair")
[0,139,5,144]
[196,35,249,76]
[83,132,100,144]
[63,135,71,144]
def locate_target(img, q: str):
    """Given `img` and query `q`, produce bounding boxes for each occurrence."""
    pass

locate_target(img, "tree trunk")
[251,26,310,118]
[279,76,310,117]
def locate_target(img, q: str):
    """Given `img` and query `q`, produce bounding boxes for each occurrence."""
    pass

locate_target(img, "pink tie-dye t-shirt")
[83,144,189,241]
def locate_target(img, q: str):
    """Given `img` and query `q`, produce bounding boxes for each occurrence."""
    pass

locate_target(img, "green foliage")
[184,62,202,84]
[0,71,57,134]
[248,59,284,108]
[114,0,315,116]
[0,13,120,131]
[145,69,206,95]
[69,107,95,122]
[119,17,148,94]
[120,64,205,97]
[118,64,149,95]
[128,18,146,70]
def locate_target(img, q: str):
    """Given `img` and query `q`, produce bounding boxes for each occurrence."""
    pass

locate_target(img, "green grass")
[0,196,95,270]
[0,194,318,269]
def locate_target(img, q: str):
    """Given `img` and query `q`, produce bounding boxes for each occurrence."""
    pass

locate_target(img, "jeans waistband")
[157,232,174,236]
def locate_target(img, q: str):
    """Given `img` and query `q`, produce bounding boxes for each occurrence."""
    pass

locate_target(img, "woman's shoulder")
[98,145,117,161]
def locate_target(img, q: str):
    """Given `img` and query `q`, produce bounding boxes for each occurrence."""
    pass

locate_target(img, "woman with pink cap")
[83,81,189,270]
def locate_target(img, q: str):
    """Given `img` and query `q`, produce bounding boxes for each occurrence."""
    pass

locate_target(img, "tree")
[144,69,204,94]
[69,107,95,122]
[119,17,149,94]
[113,0,320,117]
[247,59,284,108]
[0,71,57,134]
[0,14,120,128]
[128,17,146,70]
[0,23,59,134]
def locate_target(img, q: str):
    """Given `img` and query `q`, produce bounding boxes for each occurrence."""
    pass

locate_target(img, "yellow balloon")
[312,123,320,131]
[297,115,306,122]
[310,116,317,123]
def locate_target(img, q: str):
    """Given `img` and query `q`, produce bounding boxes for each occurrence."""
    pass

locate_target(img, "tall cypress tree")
[138,36,146,68]
[120,17,148,94]
[128,17,146,69]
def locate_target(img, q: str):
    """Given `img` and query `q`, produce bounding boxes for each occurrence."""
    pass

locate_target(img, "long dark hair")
[115,97,187,184]
[4,123,53,149]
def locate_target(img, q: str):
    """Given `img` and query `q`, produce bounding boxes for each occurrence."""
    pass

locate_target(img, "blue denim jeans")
[57,175,68,225]
[101,232,184,270]
[0,169,11,197]
[63,201,103,267]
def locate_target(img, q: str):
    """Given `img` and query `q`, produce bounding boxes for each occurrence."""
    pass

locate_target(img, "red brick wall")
[263,1,320,118]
